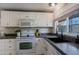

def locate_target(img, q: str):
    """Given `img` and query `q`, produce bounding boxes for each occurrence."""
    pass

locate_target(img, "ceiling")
[0,3,53,12]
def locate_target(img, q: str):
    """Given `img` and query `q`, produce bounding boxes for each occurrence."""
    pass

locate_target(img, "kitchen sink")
[48,38,70,43]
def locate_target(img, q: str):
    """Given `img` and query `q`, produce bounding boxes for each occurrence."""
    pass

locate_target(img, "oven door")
[16,39,35,54]
[20,42,32,50]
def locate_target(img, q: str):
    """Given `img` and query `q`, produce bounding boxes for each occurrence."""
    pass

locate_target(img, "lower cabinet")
[0,39,16,55]
[45,40,61,55]
[35,38,46,55]
[35,38,61,55]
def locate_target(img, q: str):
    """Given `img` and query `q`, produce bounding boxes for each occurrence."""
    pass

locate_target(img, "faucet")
[77,34,79,39]
[60,28,63,40]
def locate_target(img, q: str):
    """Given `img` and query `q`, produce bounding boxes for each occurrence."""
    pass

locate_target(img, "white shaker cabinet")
[35,38,46,55]
[9,12,20,27]
[1,11,10,27]
[1,11,53,27]
[0,39,16,55]
[1,11,20,27]
[45,40,61,55]
[35,13,53,27]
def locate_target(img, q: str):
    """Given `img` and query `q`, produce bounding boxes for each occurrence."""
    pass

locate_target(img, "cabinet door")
[1,11,20,27]
[37,13,48,27]
[0,50,16,55]
[47,13,53,27]
[35,13,53,27]
[0,39,15,50]
[35,38,46,55]
[46,41,61,55]
[9,12,20,27]
[1,11,9,26]
[0,39,16,55]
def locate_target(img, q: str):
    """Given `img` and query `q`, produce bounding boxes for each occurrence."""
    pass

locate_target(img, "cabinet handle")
[9,53,12,55]
[17,23,19,25]
[7,23,8,25]
[45,47,48,51]
[9,46,12,48]
[9,40,12,42]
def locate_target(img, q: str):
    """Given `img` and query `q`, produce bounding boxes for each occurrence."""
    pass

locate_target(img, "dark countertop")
[0,37,16,39]
[40,35,58,38]
[46,38,79,55]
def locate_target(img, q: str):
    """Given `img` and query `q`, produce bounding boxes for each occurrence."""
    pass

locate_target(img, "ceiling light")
[48,3,57,6]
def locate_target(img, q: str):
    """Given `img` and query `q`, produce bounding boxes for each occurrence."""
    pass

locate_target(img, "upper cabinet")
[1,11,53,27]
[34,12,53,27]
[54,3,79,20]
[1,11,20,27]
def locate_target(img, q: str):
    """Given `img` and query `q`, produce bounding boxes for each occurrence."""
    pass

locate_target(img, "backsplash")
[0,27,53,34]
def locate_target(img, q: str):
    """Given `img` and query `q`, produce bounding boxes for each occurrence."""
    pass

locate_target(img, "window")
[56,13,79,34]
[69,13,79,34]
[57,19,69,32]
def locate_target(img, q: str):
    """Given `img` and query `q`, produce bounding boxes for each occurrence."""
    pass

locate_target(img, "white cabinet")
[0,39,16,55]
[45,40,61,55]
[35,38,61,55]
[1,11,20,27]
[9,12,20,27]
[35,38,46,55]
[35,13,53,27]
[1,11,53,27]
[1,11,10,27]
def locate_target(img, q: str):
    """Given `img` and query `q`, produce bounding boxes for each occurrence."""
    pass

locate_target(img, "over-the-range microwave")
[20,19,32,27]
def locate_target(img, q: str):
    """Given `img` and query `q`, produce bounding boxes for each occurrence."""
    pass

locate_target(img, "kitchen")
[0,3,79,55]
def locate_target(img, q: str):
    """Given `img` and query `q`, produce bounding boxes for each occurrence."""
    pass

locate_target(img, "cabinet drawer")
[0,44,15,50]
[0,39,15,50]
[0,50,16,55]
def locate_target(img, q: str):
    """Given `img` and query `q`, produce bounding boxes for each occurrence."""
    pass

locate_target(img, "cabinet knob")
[7,23,8,25]
[45,47,48,51]
[9,40,12,42]
[9,46,12,48]
[9,53,12,55]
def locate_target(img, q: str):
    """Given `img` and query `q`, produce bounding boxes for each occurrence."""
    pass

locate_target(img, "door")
[35,38,46,55]
[16,39,34,54]
[0,39,16,55]
[9,11,20,27]
[47,13,53,27]
[1,11,10,26]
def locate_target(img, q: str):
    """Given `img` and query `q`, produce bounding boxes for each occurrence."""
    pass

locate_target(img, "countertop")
[41,35,58,38]
[46,38,79,55]
[0,37,16,39]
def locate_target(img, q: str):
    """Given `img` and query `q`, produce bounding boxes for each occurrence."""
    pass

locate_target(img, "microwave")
[20,19,32,27]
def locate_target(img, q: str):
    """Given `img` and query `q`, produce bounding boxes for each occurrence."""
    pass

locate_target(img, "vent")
[21,22,31,26]
[21,19,32,27]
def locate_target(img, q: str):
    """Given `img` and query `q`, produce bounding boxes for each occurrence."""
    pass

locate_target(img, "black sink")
[48,38,70,43]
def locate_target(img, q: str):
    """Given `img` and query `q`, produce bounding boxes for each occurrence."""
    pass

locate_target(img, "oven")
[16,38,36,55]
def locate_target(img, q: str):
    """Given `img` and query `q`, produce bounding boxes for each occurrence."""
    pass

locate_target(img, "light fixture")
[48,3,57,6]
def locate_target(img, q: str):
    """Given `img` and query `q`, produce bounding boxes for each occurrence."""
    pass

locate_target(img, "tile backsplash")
[0,27,53,34]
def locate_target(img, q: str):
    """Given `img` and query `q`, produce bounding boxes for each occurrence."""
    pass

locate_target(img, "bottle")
[35,29,40,38]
